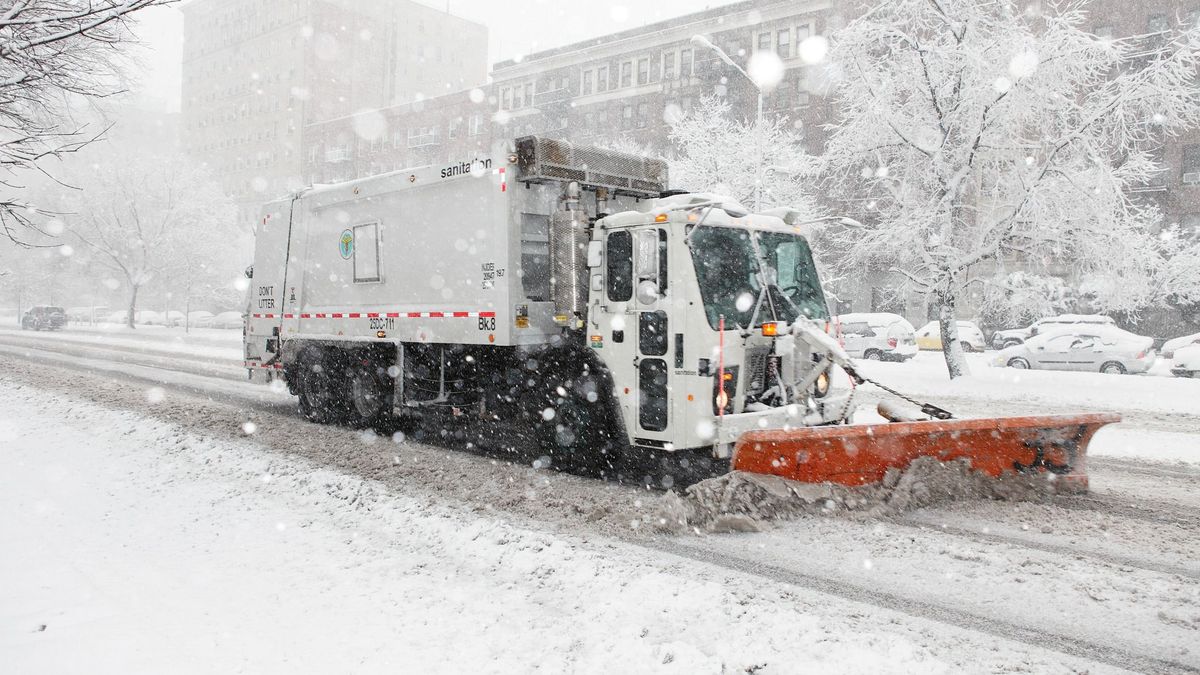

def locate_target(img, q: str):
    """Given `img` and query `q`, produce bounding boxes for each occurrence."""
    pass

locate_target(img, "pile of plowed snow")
[657,457,1054,533]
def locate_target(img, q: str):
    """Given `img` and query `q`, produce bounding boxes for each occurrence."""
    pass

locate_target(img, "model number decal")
[478,317,496,331]
[369,317,395,331]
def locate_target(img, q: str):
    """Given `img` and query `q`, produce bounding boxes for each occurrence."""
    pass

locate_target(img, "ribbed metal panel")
[515,136,668,197]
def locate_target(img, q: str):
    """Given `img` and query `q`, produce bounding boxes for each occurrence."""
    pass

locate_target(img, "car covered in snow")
[992,325,1155,375]
[915,320,987,352]
[186,311,215,328]
[1170,344,1200,378]
[990,314,1115,350]
[21,305,67,331]
[211,311,244,329]
[836,312,918,361]
[1161,331,1200,359]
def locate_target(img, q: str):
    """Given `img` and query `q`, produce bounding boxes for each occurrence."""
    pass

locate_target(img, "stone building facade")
[181,0,487,218]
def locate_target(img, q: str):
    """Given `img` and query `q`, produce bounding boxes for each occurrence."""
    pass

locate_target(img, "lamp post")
[691,34,764,211]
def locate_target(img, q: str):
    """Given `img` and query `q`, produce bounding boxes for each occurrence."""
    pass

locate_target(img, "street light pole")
[691,34,764,211]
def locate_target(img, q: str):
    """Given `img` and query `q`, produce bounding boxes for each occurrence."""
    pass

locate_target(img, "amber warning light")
[761,322,779,337]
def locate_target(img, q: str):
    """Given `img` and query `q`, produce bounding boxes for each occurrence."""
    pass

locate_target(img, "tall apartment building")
[181,0,487,220]
[305,0,846,183]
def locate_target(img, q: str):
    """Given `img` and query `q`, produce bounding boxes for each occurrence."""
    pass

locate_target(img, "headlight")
[813,370,831,398]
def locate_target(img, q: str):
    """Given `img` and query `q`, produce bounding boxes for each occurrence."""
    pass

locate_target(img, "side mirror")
[586,240,603,268]
[636,280,661,305]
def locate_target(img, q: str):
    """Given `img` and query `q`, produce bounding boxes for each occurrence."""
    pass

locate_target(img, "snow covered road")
[2,332,1199,672]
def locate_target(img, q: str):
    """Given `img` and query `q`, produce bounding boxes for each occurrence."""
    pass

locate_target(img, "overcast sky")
[130,0,743,113]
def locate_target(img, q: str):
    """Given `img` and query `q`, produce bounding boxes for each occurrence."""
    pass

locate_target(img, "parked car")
[21,305,67,331]
[211,311,245,329]
[1171,344,1200,378]
[991,314,1115,350]
[915,320,987,352]
[1161,331,1200,359]
[186,311,215,328]
[835,312,918,361]
[138,310,164,326]
[992,325,1155,375]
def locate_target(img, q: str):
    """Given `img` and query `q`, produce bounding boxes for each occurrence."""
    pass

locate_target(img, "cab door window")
[606,231,632,301]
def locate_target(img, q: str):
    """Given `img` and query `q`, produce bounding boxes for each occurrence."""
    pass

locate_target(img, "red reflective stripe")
[452,311,469,318]
[480,311,496,318]
[300,313,311,319]
[331,313,343,318]
[283,313,295,319]
[386,312,400,318]
[315,313,326,318]
[407,312,422,318]
[348,313,361,318]
[428,312,444,318]
[367,312,380,318]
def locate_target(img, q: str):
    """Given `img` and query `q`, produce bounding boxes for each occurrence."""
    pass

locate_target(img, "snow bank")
[658,459,1053,534]
[0,379,986,674]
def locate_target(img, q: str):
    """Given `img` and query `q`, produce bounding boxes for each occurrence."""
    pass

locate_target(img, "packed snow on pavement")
[0,377,1133,675]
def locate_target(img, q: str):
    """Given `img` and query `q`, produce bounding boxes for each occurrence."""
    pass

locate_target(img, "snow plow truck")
[244,137,1117,491]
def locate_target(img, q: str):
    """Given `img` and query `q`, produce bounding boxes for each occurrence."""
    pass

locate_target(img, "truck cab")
[584,193,853,459]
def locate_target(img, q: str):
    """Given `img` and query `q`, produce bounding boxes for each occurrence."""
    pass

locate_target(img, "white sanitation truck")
[244,137,853,469]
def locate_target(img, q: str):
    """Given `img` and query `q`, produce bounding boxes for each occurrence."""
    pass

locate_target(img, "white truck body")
[244,137,853,466]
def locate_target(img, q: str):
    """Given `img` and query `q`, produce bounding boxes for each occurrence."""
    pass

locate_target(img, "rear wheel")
[1007,357,1030,369]
[1003,340,1022,349]
[297,349,347,424]
[864,349,883,361]
[1100,361,1126,375]
[347,362,391,426]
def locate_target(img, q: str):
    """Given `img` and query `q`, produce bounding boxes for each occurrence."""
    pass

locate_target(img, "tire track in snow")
[4,348,1199,674]
[647,538,1200,675]
[893,516,1200,581]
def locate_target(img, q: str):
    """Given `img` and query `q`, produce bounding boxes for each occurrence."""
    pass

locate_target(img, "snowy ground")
[1,330,1198,673]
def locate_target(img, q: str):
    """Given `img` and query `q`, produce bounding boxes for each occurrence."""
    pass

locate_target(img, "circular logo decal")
[339,229,354,259]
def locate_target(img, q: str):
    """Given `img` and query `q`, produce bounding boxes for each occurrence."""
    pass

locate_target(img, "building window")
[597,65,609,91]
[620,61,632,87]
[448,117,460,139]
[408,126,439,148]
[637,58,648,85]
[515,84,524,108]
[1148,13,1169,33]
[680,49,693,78]
[1094,24,1114,39]
[796,23,813,43]
[777,29,791,58]
[501,88,512,110]
[582,69,593,95]
[637,102,649,128]
[622,104,633,129]
[1182,144,1200,181]
[663,51,676,79]
[584,112,594,128]
[757,32,771,51]
[468,114,483,136]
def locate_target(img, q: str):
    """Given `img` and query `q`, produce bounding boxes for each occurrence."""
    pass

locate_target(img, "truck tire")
[347,361,391,427]
[297,348,348,424]
[533,349,624,476]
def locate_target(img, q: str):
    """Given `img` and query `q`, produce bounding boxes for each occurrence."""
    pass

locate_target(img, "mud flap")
[731,414,1120,494]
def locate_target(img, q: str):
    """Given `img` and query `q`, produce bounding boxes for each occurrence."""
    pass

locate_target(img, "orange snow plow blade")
[732,413,1121,494]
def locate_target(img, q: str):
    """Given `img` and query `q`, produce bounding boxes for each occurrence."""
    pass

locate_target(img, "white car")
[991,314,1115,350]
[993,325,1155,375]
[211,311,245,329]
[1162,331,1200,359]
[835,312,918,361]
[915,320,987,352]
[187,311,215,328]
[1171,344,1200,378]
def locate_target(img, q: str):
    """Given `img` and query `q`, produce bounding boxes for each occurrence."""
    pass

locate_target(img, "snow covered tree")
[821,0,1200,378]
[0,0,174,243]
[54,148,236,328]
[669,96,821,216]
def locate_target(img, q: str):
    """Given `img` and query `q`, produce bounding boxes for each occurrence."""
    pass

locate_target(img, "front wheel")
[1007,357,1031,369]
[864,350,883,361]
[1100,361,1127,375]
[961,343,975,353]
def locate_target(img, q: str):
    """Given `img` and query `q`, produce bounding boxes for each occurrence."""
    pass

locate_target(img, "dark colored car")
[21,305,67,331]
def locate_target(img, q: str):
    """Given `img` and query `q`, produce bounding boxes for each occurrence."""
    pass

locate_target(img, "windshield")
[688,224,829,330]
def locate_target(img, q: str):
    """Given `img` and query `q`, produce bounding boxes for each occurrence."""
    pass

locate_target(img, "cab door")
[632,228,673,447]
